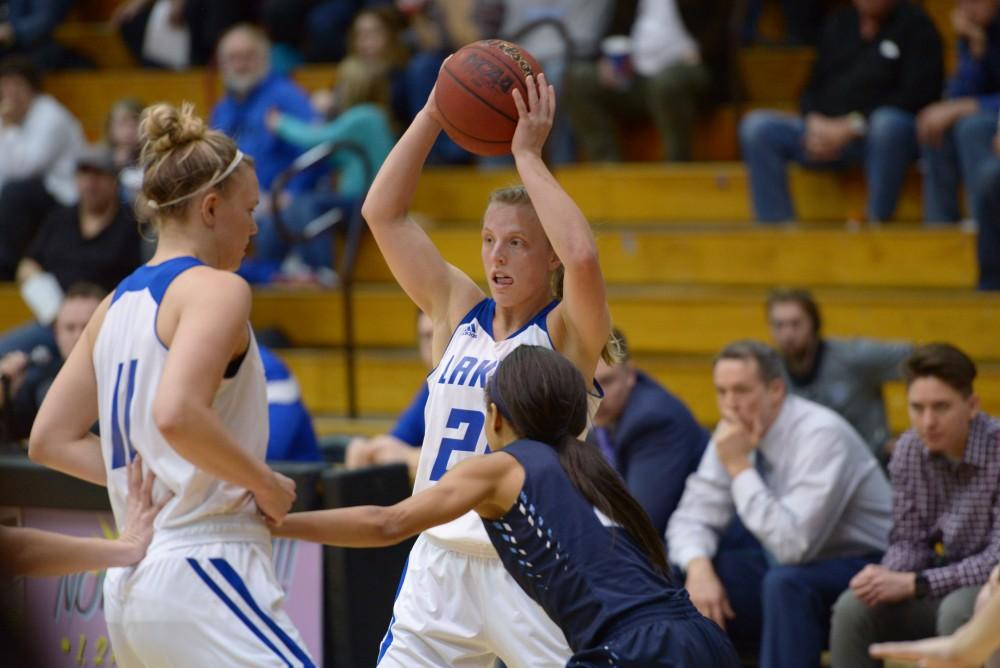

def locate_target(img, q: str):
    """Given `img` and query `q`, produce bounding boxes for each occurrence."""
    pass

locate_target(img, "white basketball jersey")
[93,257,268,533]
[414,298,560,555]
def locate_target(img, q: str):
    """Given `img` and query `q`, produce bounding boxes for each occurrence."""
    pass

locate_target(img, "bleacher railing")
[270,140,374,418]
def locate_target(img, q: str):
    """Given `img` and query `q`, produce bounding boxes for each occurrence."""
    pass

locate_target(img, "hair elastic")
[147,149,245,211]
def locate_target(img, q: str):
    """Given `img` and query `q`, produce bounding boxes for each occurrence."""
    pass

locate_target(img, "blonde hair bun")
[140,102,207,158]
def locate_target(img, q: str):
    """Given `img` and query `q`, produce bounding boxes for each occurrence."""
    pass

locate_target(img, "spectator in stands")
[975,116,1000,290]
[830,343,1000,668]
[257,56,395,282]
[920,0,1000,225]
[587,328,708,537]
[476,0,613,165]
[0,282,103,442]
[397,0,479,164]
[345,310,434,478]
[741,0,836,46]
[104,97,144,206]
[739,0,943,224]
[0,0,80,70]
[310,6,408,124]
[210,24,319,195]
[0,55,83,279]
[666,340,892,668]
[259,343,321,462]
[261,0,400,67]
[566,0,719,163]
[0,144,141,358]
[113,0,256,68]
[767,288,912,457]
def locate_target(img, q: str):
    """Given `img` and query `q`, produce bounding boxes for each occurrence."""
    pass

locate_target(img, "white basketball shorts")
[104,516,314,667]
[377,533,571,668]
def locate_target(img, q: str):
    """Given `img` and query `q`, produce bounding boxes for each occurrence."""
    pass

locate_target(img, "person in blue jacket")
[260,56,396,275]
[589,328,709,537]
[274,345,740,667]
[259,343,321,462]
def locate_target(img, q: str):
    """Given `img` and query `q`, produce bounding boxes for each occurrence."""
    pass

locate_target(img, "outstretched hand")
[869,636,974,668]
[511,73,555,159]
[118,455,173,562]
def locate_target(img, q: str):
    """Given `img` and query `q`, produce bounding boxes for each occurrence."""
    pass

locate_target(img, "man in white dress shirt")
[666,340,892,668]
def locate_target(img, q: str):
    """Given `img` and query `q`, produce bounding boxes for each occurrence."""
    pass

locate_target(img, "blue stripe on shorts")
[210,558,316,668]
[377,556,410,665]
[187,558,293,667]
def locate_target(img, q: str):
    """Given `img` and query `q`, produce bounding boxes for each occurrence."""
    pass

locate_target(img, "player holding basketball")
[29,103,313,667]
[275,346,740,667]
[360,59,610,665]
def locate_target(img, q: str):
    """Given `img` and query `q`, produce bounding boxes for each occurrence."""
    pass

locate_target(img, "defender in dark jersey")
[274,346,739,667]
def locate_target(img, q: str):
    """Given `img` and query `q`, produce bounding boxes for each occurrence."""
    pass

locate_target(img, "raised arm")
[29,297,109,485]
[359,90,482,336]
[272,452,520,547]
[151,269,295,523]
[511,75,610,371]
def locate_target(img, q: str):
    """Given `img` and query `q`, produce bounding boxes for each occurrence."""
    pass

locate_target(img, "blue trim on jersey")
[458,298,559,340]
[123,359,138,460]
[376,556,409,665]
[111,256,206,350]
[111,256,204,306]
[211,558,316,668]
[187,558,293,667]
[110,362,125,469]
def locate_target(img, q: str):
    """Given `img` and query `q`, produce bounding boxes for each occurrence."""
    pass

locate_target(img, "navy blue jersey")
[483,439,703,653]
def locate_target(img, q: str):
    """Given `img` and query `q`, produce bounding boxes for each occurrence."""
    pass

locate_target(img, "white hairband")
[147,150,245,211]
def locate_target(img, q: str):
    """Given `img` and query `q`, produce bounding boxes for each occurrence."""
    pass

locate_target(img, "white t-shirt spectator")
[0,94,84,205]
[631,0,700,77]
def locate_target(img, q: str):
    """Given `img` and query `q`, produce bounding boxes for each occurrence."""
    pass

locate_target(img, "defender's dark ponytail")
[486,346,669,576]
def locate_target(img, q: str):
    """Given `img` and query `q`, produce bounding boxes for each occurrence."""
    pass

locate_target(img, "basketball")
[434,40,544,157]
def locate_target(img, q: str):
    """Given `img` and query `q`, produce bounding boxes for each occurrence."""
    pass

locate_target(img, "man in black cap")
[0,143,141,359]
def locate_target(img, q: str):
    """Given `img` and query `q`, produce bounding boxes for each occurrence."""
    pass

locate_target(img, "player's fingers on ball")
[536,79,549,116]
[512,88,527,116]
[525,75,538,108]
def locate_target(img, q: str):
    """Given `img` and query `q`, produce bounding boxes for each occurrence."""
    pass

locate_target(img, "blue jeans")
[922,111,999,223]
[711,543,880,668]
[739,108,918,223]
[975,156,1000,290]
[480,56,576,168]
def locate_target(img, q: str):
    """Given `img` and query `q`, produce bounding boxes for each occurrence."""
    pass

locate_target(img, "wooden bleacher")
[44,66,338,141]
[278,348,1000,437]
[351,224,977,288]
[408,165,925,223]
[19,0,990,444]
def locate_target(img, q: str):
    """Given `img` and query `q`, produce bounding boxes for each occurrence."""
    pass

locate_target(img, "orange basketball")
[434,40,544,157]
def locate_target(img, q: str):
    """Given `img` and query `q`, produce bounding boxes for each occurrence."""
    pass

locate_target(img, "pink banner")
[17,507,323,666]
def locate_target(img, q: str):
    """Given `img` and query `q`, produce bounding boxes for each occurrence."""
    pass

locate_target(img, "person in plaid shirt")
[830,343,1000,668]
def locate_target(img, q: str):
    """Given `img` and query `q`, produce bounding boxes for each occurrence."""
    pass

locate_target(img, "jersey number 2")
[111,359,139,469]
[429,409,486,481]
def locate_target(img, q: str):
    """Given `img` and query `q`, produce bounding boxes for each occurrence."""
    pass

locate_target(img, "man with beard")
[766,288,912,458]
[210,24,319,196]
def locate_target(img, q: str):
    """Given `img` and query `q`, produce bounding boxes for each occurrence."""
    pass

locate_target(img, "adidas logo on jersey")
[460,323,478,339]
